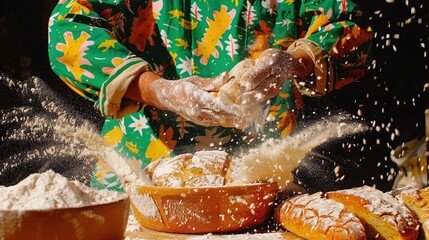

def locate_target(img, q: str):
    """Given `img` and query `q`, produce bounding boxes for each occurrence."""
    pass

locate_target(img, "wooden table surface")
[124,228,303,239]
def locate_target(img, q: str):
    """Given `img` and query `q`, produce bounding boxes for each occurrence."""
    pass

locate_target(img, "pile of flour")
[0,170,126,210]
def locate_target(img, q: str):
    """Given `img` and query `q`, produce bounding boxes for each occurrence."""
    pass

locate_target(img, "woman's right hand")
[127,70,253,128]
[153,74,244,127]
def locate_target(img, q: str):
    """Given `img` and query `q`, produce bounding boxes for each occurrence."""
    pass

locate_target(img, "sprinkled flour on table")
[0,170,126,210]
[186,232,286,240]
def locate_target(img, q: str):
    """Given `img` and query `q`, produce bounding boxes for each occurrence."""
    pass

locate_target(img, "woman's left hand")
[237,49,293,105]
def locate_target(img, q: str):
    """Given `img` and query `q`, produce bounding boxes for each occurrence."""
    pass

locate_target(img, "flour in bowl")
[0,170,127,210]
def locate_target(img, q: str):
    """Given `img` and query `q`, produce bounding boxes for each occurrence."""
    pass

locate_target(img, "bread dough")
[218,59,255,104]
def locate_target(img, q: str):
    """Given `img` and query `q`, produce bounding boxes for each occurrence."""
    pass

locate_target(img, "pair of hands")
[145,48,302,128]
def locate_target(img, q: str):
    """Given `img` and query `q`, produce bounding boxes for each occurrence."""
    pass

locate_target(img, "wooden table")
[123,189,305,240]
[124,228,303,239]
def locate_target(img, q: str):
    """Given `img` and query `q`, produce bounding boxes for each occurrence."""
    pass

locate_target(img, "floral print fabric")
[48,0,372,191]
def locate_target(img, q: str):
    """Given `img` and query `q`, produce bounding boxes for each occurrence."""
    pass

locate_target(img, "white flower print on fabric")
[128,114,149,136]
[242,1,257,27]
[177,56,194,76]
[261,0,278,15]
[160,30,171,48]
[225,34,240,61]
[119,118,127,135]
[277,19,295,29]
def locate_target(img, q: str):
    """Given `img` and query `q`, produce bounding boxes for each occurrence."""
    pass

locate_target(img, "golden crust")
[327,186,419,240]
[275,192,366,240]
[400,187,429,240]
[145,151,232,187]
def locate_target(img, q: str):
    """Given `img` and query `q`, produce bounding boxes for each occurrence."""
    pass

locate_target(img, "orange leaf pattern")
[48,0,372,191]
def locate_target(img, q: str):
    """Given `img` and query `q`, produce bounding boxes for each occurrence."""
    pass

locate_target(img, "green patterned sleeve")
[48,0,151,119]
[289,0,373,96]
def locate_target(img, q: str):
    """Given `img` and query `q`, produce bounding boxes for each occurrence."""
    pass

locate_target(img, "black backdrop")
[0,0,103,126]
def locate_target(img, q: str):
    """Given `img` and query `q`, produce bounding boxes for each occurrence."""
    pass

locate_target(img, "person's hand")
[218,59,255,104]
[220,48,312,106]
[238,48,294,105]
[150,73,251,128]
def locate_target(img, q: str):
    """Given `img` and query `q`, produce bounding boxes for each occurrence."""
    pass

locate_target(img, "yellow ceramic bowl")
[128,183,279,234]
[0,196,130,240]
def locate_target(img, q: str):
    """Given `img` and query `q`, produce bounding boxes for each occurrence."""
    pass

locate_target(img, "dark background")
[0,0,103,126]
[0,0,57,81]
[0,0,103,186]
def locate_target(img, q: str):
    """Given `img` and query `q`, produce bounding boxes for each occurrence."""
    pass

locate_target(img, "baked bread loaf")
[144,150,232,187]
[399,187,429,239]
[327,185,419,240]
[275,192,366,240]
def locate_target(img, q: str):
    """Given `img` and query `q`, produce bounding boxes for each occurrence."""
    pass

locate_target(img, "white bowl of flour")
[0,170,130,240]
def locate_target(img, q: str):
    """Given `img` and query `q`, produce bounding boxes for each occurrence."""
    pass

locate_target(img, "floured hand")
[216,59,264,129]
[218,51,288,107]
[150,73,247,127]
[218,59,255,104]
[236,49,293,106]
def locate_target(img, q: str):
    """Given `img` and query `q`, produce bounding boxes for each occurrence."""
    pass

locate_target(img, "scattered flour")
[0,75,151,187]
[127,186,160,220]
[125,211,142,233]
[0,170,127,210]
[53,121,151,186]
[186,232,286,240]
[229,115,368,190]
[332,185,418,229]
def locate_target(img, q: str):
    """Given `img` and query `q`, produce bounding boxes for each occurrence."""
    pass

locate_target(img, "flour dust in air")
[0,75,147,187]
